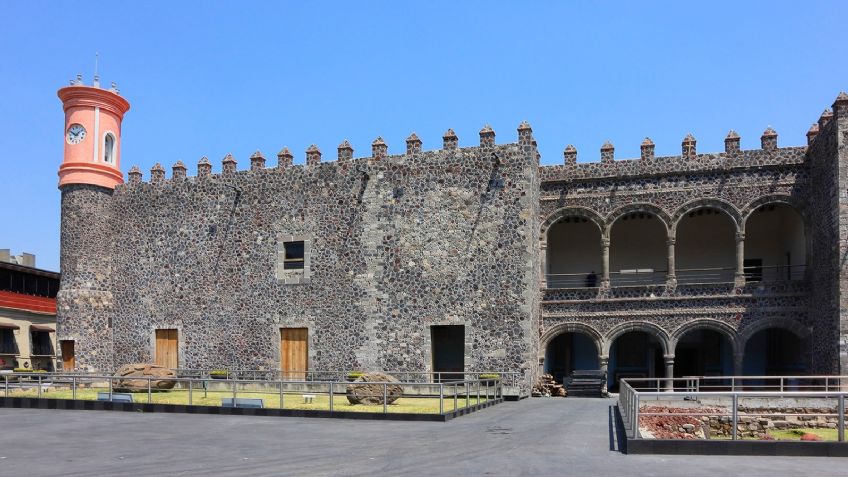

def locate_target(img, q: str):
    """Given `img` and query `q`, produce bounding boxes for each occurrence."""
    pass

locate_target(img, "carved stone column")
[540,241,548,288]
[664,355,675,391]
[733,353,744,378]
[599,355,609,394]
[601,236,611,287]
[666,235,677,286]
[735,231,746,287]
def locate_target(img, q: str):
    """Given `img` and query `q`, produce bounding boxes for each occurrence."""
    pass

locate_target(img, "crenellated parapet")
[405,133,422,155]
[277,148,293,169]
[222,153,237,175]
[541,126,806,183]
[337,140,353,162]
[117,123,539,186]
[249,151,265,171]
[172,161,187,180]
[371,137,387,159]
[443,129,458,150]
[150,163,165,183]
[305,145,322,166]
[197,156,212,177]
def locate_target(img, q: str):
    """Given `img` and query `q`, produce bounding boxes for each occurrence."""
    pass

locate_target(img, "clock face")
[67,124,86,145]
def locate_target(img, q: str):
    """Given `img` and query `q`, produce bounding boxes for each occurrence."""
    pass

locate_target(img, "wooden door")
[280,328,308,380]
[155,329,179,369]
[60,340,75,371]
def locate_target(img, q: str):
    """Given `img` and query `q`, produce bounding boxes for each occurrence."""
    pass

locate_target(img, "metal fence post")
[465,382,469,409]
[232,379,237,407]
[329,382,334,413]
[4,375,7,398]
[37,375,42,399]
[188,379,193,406]
[839,394,845,443]
[383,383,387,414]
[633,394,640,439]
[72,376,76,400]
[732,394,739,441]
[148,377,152,404]
[109,376,113,400]
[279,380,283,410]
[476,381,480,406]
[453,383,458,411]
[439,383,444,414]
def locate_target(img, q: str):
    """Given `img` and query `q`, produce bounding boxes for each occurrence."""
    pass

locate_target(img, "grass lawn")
[6,386,488,414]
[767,428,840,441]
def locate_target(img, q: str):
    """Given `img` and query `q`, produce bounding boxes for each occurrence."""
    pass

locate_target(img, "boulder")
[114,363,177,392]
[345,372,403,405]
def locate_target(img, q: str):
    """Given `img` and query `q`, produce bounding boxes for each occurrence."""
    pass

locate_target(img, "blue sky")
[1,1,846,272]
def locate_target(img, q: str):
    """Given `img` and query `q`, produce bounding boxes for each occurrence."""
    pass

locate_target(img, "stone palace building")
[54,77,848,393]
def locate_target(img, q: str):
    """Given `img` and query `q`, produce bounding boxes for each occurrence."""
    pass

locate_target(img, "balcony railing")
[545,264,807,289]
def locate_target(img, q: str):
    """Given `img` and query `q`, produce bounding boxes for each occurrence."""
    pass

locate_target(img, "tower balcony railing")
[545,264,807,289]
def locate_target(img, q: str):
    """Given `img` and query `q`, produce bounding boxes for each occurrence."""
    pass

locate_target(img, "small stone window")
[276,235,311,284]
[283,241,305,270]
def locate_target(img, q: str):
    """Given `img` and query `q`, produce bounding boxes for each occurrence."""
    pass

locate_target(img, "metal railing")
[166,370,522,387]
[674,267,735,285]
[1,372,503,416]
[610,270,667,286]
[743,264,806,283]
[618,375,847,442]
[546,264,807,289]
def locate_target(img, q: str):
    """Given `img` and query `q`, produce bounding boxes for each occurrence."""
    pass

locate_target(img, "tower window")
[103,133,115,163]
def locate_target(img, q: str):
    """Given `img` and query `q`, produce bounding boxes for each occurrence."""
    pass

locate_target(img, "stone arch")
[670,319,740,357]
[671,198,741,233]
[605,203,671,235]
[539,322,603,360]
[738,317,811,351]
[602,321,671,356]
[740,194,805,229]
[540,206,606,240]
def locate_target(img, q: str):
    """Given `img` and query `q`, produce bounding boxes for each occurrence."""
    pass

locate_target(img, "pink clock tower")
[56,76,130,372]
[57,77,130,189]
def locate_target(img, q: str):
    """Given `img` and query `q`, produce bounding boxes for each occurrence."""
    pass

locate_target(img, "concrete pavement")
[0,398,844,476]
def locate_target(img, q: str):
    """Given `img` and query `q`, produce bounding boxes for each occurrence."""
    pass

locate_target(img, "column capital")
[600,237,611,248]
[666,236,676,246]
[735,231,746,242]
[663,354,675,363]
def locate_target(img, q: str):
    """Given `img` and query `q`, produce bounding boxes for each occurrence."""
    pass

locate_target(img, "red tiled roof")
[0,290,56,315]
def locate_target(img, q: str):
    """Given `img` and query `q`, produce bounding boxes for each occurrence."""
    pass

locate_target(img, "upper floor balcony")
[541,199,807,299]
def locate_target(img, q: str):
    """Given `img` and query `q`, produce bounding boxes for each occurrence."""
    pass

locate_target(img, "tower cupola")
[57,77,130,189]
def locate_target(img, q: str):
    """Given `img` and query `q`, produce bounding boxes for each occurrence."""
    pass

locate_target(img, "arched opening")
[544,332,599,384]
[744,203,805,282]
[674,329,733,378]
[742,328,807,376]
[609,212,667,285]
[608,331,664,391]
[103,133,115,164]
[546,215,602,288]
[675,207,736,284]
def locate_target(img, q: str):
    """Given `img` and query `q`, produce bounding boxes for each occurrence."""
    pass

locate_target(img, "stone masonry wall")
[56,184,116,372]
[58,129,541,392]
[806,108,842,374]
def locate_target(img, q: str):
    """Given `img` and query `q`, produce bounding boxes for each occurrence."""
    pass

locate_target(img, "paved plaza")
[0,398,845,476]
